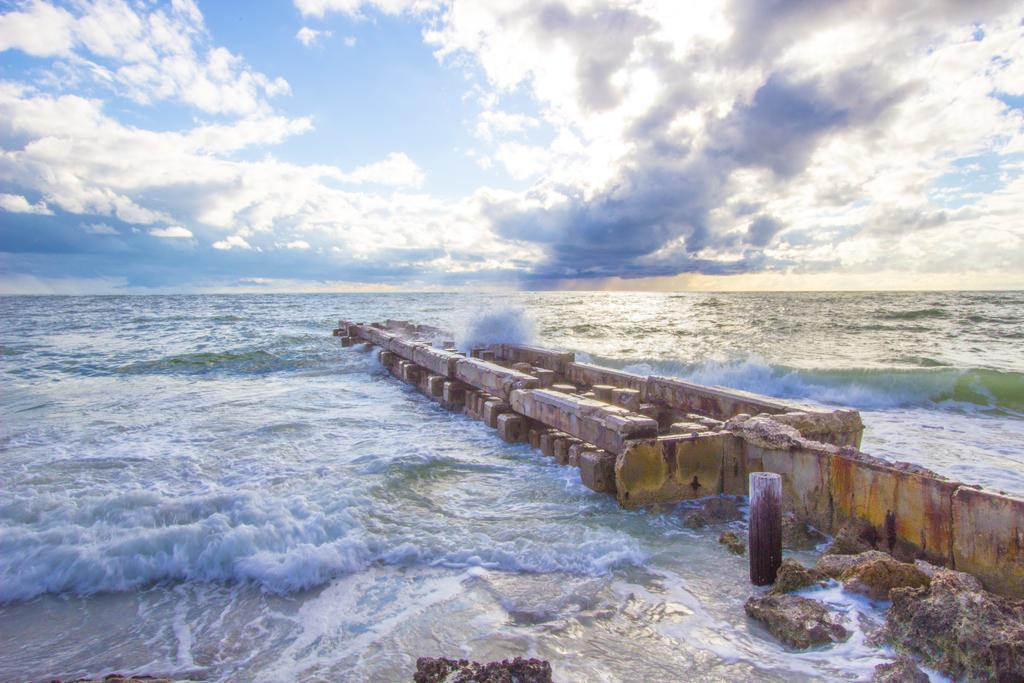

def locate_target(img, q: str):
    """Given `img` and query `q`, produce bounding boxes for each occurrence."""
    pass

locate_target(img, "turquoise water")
[0,292,1021,681]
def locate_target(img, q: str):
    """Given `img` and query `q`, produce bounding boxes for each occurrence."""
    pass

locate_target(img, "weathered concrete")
[614,433,727,508]
[496,344,575,375]
[579,450,617,493]
[454,357,539,401]
[509,388,657,456]
[338,318,1023,599]
[565,362,646,393]
[831,449,958,566]
[412,346,461,378]
[497,413,526,443]
[951,486,1024,598]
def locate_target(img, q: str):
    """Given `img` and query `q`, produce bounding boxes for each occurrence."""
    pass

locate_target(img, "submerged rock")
[413,657,553,683]
[719,531,746,555]
[840,557,930,601]
[680,496,744,529]
[744,594,850,649]
[872,655,929,682]
[824,523,879,555]
[886,569,1024,681]
[815,550,891,579]
[781,512,827,550]
[770,558,826,594]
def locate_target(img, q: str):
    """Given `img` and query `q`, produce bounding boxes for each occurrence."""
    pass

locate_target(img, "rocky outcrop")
[770,559,826,594]
[815,550,891,579]
[413,657,553,683]
[886,569,1024,681]
[744,594,850,649]
[719,531,745,555]
[681,496,744,528]
[823,523,878,556]
[781,512,827,550]
[872,655,929,682]
[840,557,930,601]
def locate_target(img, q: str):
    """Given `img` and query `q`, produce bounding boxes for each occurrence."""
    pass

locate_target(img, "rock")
[719,531,745,555]
[840,557,930,601]
[872,655,929,682]
[913,560,983,591]
[824,523,878,555]
[781,512,827,550]
[815,550,892,579]
[61,677,173,683]
[680,496,743,528]
[413,657,553,683]
[886,569,1024,681]
[745,594,850,649]
[770,558,826,594]
[681,511,710,529]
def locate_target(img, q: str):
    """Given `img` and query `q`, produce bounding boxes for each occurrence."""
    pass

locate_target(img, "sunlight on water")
[0,292,1021,681]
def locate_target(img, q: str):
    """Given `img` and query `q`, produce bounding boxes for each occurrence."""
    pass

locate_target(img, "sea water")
[0,292,1021,681]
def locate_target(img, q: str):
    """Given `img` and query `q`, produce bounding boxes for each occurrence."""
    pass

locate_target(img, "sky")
[0,0,1022,294]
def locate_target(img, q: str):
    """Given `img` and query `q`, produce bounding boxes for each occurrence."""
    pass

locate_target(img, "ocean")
[1,291,1021,681]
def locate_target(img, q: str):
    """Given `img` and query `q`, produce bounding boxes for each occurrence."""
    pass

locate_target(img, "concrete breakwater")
[334,318,1024,599]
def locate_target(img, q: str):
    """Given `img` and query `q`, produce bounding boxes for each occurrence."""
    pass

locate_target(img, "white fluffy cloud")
[0,192,53,214]
[0,0,289,115]
[149,225,192,238]
[296,27,331,47]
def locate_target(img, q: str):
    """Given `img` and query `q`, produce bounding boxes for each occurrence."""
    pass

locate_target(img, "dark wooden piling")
[749,472,782,585]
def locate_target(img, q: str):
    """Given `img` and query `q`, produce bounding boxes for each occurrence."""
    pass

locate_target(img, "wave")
[877,307,948,321]
[115,350,303,375]
[0,490,646,603]
[619,357,1024,411]
[456,307,535,351]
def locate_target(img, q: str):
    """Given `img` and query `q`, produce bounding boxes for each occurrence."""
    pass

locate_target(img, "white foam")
[456,307,536,351]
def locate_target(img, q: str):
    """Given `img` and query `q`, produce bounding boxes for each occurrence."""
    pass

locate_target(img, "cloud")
[82,222,118,235]
[0,192,53,214]
[0,0,290,115]
[149,225,192,238]
[284,240,311,249]
[425,0,1024,283]
[294,0,432,19]
[341,152,425,187]
[296,27,332,47]
[212,234,252,250]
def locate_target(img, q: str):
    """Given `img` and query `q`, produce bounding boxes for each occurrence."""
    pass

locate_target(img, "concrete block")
[400,362,421,385]
[442,381,466,407]
[721,434,748,496]
[951,487,1024,598]
[580,450,617,493]
[483,398,509,429]
[565,362,645,393]
[512,362,533,374]
[528,428,541,449]
[480,350,496,362]
[592,384,615,403]
[612,388,642,411]
[614,433,727,508]
[534,369,556,388]
[413,346,461,379]
[670,422,710,435]
[497,413,525,443]
[388,336,423,361]
[568,442,587,467]
[552,383,577,393]
[509,388,658,455]
[645,375,792,420]
[497,344,575,374]
[554,437,580,465]
[539,431,557,457]
[454,357,540,401]
[831,450,958,565]
[427,375,445,399]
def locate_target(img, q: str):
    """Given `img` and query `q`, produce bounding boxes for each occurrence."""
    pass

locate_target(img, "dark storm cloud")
[482,0,1019,284]
[489,66,909,279]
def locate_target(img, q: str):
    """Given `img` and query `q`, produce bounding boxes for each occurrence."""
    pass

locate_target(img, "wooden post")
[749,472,782,586]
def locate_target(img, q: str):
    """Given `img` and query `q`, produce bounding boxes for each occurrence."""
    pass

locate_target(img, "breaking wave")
[622,358,1024,411]
[0,490,645,603]
[456,307,535,351]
